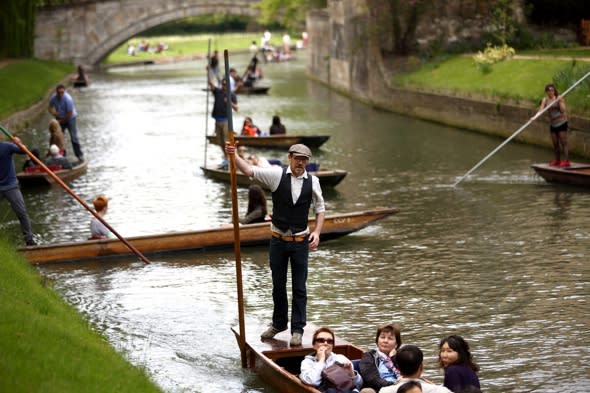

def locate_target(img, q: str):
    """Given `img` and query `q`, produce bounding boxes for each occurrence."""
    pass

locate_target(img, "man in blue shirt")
[48,84,84,161]
[0,138,36,246]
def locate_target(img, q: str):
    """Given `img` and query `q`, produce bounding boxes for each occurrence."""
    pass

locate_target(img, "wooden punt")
[531,162,590,188]
[232,320,364,393]
[206,134,330,149]
[235,85,270,95]
[16,159,88,187]
[201,165,347,188]
[18,208,399,264]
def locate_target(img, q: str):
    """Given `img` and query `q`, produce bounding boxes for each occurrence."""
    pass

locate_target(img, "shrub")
[473,44,516,73]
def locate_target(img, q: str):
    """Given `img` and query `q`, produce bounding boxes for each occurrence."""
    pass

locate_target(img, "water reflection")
[4,53,589,392]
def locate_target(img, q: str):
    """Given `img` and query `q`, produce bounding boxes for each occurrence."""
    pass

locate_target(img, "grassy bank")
[392,50,590,116]
[0,238,162,393]
[0,59,74,120]
[104,32,264,65]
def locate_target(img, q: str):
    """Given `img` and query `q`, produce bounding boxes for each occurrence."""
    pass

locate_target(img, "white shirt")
[380,378,453,393]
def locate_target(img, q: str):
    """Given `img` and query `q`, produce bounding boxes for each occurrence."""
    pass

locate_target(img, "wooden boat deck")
[16,158,88,187]
[19,208,399,264]
[206,135,330,149]
[201,166,347,188]
[232,320,365,393]
[531,162,590,188]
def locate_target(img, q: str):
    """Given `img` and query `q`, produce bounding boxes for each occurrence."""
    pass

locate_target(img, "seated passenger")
[43,144,72,170]
[270,115,286,135]
[240,184,268,224]
[438,335,481,393]
[359,323,402,393]
[241,117,260,136]
[249,154,271,168]
[299,326,363,392]
[89,195,114,240]
[22,148,42,172]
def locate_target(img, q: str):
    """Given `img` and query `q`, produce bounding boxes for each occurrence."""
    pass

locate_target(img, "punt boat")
[206,134,330,149]
[16,159,88,187]
[531,162,590,188]
[200,165,347,188]
[232,320,364,393]
[18,208,399,264]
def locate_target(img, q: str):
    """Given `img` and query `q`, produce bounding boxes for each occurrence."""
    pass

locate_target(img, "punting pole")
[203,38,211,168]
[0,125,151,265]
[223,50,247,368]
[453,70,590,187]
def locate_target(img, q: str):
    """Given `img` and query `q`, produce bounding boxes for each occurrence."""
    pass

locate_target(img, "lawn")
[104,32,264,65]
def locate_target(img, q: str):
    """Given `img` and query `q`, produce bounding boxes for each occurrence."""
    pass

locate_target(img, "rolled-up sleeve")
[311,175,325,214]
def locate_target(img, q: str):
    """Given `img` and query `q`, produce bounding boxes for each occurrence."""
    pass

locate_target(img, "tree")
[255,0,327,32]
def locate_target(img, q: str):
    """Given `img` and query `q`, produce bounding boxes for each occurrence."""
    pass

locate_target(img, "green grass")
[393,56,590,115]
[104,32,263,64]
[520,47,590,58]
[0,238,162,393]
[0,59,74,119]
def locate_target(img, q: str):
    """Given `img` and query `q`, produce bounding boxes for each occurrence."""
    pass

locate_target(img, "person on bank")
[359,323,402,393]
[270,115,287,135]
[48,84,84,161]
[536,83,569,167]
[240,184,268,225]
[89,195,114,240]
[225,142,325,347]
[0,137,36,246]
[44,144,72,170]
[299,326,363,392]
[208,74,238,162]
[438,335,481,393]
[380,345,452,393]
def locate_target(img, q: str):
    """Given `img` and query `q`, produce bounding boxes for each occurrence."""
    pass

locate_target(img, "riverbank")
[0,239,162,392]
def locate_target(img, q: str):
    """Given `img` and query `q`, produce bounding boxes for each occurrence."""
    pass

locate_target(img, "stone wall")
[306,0,590,158]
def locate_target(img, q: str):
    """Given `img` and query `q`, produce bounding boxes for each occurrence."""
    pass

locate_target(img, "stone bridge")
[34,0,259,67]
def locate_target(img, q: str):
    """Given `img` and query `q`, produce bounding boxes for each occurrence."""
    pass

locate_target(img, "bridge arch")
[34,0,259,67]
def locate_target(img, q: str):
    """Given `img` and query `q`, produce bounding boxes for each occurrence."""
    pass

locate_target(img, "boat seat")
[24,164,62,173]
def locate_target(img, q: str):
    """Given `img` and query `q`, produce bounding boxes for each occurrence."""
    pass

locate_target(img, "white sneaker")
[290,332,303,346]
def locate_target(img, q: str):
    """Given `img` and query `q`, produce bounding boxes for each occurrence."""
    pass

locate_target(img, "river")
[2,52,589,393]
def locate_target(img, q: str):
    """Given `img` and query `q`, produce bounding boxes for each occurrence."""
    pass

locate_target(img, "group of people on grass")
[300,324,481,393]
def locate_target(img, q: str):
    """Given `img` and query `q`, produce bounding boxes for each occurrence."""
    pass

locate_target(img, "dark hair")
[438,335,479,372]
[272,115,281,125]
[375,322,402,349]
[395,345,423,376]
[247,184,267,217]
[312,326,335,343]
[545,83,559,96]
[56,84,65,90]
[398,380,422,393]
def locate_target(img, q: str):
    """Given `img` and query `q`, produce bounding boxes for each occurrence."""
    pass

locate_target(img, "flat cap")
[288,143,312,159]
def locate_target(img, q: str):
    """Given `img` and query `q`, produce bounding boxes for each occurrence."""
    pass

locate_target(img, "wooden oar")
[453,70,590,187]
[0,125,151,265]
[223,49,247,368]
[203,38,211,168]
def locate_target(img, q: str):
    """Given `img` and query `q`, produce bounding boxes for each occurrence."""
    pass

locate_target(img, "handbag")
[321,363,356,392]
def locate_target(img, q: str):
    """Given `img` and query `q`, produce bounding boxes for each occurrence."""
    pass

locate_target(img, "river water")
[2,52,589,393]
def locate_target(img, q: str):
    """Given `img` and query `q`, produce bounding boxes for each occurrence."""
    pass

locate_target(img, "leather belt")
[272,232,307,242]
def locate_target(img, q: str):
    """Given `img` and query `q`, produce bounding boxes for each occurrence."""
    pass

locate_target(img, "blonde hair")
[93,195,109,212]
[49,119,62,134]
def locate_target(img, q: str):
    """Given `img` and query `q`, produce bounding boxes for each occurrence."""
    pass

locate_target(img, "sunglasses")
[314,337,334,344]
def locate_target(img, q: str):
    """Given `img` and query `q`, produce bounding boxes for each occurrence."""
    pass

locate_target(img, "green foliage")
[490,0,518,46]
[525,0,590,25]
[0,59,73,119]
[552,61,590,113]
[255,0,326,32]
[1,0,36,57]
[142,14,269,36]
[0,238,162,393]
[473,44,516,74]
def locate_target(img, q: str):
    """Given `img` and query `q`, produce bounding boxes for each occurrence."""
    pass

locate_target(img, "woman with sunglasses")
[299,327,363,392]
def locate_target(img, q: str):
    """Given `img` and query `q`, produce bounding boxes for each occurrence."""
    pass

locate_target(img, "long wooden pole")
[453,70,590,187]
[203,38,211,168]
[0,125,151,264]
[224,50,247,368]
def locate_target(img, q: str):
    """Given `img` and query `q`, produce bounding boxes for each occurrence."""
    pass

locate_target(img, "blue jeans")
[62,117,84,159]
[269,236,308,334]
[1,187,34,244]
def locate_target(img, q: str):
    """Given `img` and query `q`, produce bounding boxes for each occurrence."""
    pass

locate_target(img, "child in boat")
[438,335,481,393]
[89,195,114,240]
